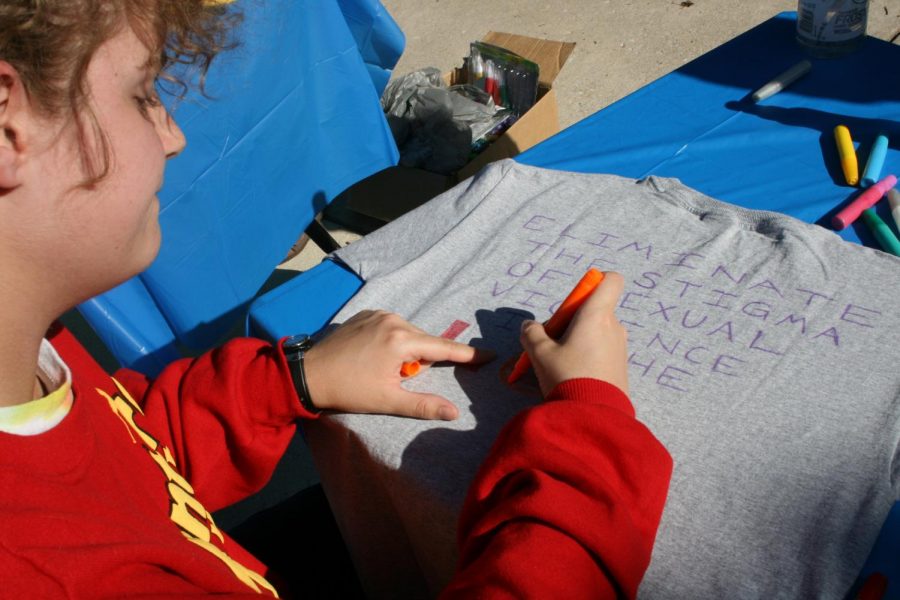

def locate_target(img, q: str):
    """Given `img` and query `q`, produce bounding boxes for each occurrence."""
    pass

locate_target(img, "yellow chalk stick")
[834,125,859,186]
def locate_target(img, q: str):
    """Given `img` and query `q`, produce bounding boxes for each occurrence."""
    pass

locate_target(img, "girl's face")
[20,24,186,305]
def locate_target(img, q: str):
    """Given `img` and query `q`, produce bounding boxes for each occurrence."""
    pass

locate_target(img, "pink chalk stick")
[832,174,897,230]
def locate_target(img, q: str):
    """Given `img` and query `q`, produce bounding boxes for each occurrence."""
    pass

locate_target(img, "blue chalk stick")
[861,134,889,188]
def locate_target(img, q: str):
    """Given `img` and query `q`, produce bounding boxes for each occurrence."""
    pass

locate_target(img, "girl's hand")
[303,310,494,420]
[519,272,629,398]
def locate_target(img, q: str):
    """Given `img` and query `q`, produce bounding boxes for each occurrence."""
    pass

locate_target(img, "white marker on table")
[888,188,900,233]
[751,59,812,103]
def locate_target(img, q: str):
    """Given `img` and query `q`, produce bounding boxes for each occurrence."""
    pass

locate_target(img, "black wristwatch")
[282,334,321,414]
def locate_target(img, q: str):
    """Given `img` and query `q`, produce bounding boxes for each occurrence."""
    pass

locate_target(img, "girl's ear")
[0,62,29,189]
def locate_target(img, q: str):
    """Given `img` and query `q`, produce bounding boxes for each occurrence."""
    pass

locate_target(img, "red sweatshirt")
[0,325,672,598]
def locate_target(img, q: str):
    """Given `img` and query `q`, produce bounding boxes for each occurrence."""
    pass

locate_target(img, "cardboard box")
[325,32,575,234]
[452,32,575,180]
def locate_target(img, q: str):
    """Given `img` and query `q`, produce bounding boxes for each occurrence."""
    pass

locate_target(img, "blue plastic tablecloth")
[518,12,900,249]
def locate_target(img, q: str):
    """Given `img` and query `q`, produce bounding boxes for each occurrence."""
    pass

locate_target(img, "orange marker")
[400,361,420,377]
[507,268,605,384]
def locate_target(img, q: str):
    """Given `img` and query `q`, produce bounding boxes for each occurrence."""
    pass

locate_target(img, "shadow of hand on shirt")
[395,306,545,590]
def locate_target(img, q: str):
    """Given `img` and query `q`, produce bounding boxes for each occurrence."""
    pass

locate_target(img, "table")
[247,11,900,598]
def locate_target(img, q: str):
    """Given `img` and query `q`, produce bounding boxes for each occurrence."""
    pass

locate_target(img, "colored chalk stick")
[862,209,900,256]
[861,134,889,188]
[833,174,897,230]
[835,125,859,186]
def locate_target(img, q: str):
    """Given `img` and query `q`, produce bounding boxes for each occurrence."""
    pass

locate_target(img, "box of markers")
[450,31,575,180]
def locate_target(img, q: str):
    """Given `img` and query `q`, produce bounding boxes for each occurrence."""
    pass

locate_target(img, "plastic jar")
[796,0,869,57]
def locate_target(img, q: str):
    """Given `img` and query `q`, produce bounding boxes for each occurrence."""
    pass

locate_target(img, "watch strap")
[283,339,321,414]
[295,352,320,414]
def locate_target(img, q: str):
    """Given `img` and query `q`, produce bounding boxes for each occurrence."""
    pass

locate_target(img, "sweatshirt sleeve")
[112,337,316,512]
[441,378,673,600]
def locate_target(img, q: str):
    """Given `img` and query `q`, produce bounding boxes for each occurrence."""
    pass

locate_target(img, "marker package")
[467,41,540,118]
[446,83,517,158]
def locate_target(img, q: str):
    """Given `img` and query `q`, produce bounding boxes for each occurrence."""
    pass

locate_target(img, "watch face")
[283,334,313,353]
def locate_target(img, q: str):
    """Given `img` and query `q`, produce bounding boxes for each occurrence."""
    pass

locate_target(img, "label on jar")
[797,0,868,43]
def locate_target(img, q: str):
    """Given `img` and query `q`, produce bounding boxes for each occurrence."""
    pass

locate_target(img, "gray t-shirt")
[326,159,900,598]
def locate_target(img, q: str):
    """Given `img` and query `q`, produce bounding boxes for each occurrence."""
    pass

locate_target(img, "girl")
[0,1,671,597]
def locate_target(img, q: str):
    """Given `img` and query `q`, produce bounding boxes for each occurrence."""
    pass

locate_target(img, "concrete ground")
[284,0,900,272]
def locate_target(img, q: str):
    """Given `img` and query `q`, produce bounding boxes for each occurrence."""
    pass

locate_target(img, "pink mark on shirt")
[441,320,471,340]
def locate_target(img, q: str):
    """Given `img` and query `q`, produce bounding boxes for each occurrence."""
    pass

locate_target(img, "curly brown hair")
[0,0,239,186]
